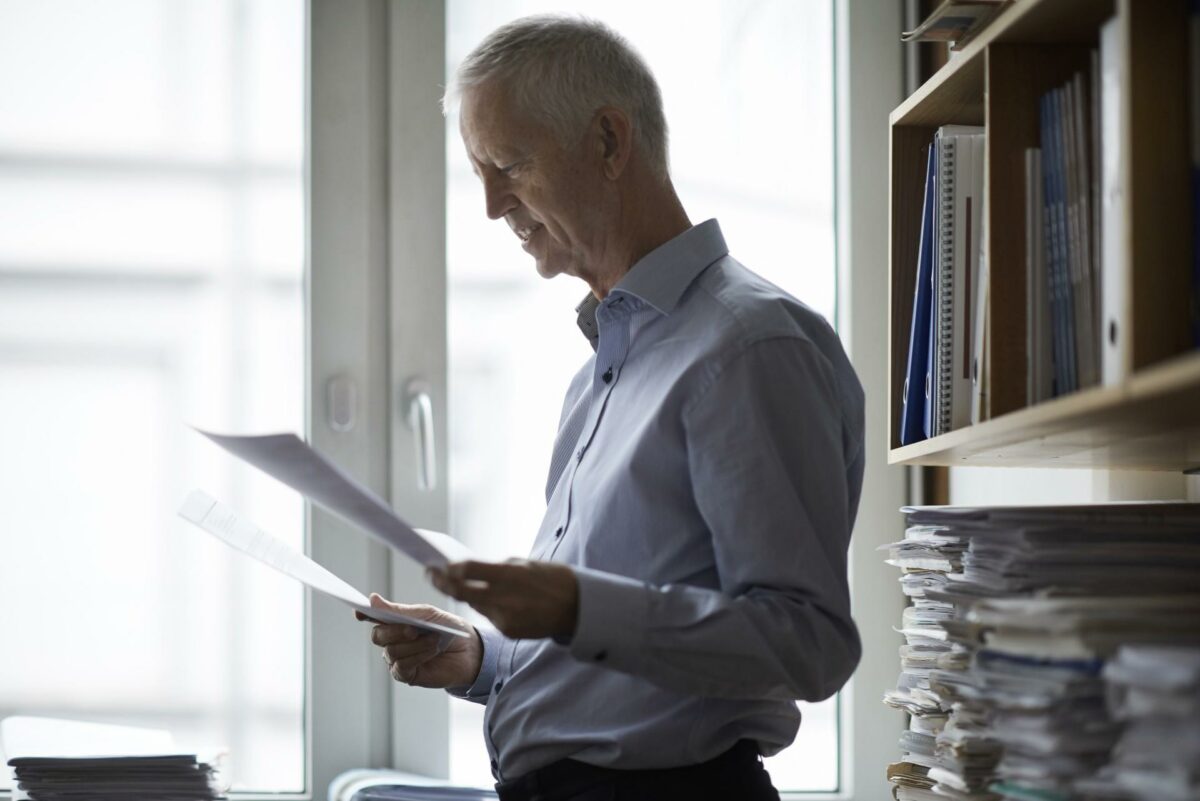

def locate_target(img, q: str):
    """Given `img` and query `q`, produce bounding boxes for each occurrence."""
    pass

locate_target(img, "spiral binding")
[934,135,957,436]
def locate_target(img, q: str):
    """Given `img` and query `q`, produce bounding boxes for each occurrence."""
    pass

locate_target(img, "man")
[365,15,864,801]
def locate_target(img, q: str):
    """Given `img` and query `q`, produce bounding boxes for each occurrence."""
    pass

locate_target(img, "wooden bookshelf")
[887,0,1196,471]
[889,350,1200,469]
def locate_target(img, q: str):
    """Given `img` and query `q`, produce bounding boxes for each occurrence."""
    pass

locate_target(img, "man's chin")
[533,258,563,280]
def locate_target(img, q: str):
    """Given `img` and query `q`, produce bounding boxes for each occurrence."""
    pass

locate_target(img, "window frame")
[308,0,402,793]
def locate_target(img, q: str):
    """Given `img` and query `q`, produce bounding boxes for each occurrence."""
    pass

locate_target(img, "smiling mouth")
[515,223,542,243]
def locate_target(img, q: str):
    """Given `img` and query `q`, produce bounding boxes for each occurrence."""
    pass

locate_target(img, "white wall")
[949,466,1198,505]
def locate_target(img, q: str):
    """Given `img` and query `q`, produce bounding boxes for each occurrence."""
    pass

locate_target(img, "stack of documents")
[1075,645,1200,800]
[883,504,1200,801]
[882,522,1002,800]
[2,717,224,801]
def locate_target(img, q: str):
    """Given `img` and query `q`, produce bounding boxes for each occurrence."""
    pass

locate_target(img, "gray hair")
[445,14,670,180]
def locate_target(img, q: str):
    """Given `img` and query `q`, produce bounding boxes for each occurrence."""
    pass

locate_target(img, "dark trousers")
[494,740,781,801]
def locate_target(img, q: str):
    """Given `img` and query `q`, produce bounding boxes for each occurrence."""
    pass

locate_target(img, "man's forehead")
[459,83,548,155]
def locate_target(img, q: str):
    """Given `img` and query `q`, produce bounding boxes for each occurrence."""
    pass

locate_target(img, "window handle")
[406,380,436,492]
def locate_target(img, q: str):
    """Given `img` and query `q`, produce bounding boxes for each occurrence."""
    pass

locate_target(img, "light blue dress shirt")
[452,219,864,782]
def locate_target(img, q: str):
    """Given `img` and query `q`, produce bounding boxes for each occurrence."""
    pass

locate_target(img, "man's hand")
[428,559,579,640]
[358,594,483,688]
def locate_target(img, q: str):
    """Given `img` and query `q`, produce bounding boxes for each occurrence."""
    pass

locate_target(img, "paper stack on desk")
[2,716,225,801]
[882,504,1200,801]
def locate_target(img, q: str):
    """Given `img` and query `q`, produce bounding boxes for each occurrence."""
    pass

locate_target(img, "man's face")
[459,83,605,281]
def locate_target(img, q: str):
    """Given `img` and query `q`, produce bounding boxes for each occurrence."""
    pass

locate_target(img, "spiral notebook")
[929,125,984,437]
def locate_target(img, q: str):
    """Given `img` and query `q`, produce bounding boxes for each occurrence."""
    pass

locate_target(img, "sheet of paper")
[178,490,469,640]
[193,429,475,567]
[1,716,177,761]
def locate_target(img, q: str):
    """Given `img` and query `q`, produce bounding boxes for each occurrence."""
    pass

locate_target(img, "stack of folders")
[1076,645,1200,801]
[881,504,1200,801]
[900,124,986,446]
[9,755,225,801]
[1023,45,1102,403]
[2,717,225,801]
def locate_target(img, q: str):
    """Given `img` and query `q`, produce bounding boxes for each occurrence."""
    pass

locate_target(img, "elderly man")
[365,14,864,801]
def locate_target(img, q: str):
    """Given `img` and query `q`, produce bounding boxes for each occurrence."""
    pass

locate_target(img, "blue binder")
[901,143,936,445]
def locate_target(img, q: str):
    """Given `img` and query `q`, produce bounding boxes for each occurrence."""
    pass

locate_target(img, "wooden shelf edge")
[890,1,1025,126]
[887,351,1200,470]
[890,0,1114,127]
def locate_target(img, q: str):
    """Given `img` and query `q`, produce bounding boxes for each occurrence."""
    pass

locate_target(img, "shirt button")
[602,367,613,384]
[576,449,583,462]
[494,680,503,693]
[555,526,564,538]
[594,650,607,662]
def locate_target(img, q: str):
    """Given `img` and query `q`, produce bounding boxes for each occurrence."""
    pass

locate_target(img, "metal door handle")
[406,380,436,492]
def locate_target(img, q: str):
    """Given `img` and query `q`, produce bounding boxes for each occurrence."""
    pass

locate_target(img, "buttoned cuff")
[568,567,651,668]
[446,625,500,705]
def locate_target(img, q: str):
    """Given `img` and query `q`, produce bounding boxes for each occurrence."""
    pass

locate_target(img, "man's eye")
[499,161,523,176]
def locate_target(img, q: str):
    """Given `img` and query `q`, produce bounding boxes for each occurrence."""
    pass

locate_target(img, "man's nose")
[482,174,517,220]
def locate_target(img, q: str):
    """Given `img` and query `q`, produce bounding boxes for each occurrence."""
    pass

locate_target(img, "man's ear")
[593,106,633,180]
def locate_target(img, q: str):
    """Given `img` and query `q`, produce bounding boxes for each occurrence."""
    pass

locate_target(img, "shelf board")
[888,352,1200,470]
[890,0,1114,128]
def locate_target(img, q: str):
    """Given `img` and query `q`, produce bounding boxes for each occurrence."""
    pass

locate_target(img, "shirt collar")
[573,219,728,348]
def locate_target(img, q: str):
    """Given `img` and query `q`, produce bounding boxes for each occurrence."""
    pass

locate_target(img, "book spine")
[1026,148,1041,407]
[1192,0,1200,347]
[936,135,957,435]
[1041,92,1064,398]
[1053,87,1078,394]
[1100,15,1129,385]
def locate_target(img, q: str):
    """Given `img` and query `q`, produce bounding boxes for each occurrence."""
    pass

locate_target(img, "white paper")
[193,429,474,567]
[1,716,177,761]
[178,490,469,640]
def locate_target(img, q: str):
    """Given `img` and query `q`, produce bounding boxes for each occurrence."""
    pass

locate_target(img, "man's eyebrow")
[499,156,529,173]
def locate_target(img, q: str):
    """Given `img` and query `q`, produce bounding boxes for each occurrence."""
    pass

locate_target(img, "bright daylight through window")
[0,0,306,793]
[444,0,838,791]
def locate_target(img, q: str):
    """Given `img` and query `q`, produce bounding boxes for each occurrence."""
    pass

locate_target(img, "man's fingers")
[446,559,524,583]
[384,639,440,667]
[436,576,499,605]
[371,623,424,647]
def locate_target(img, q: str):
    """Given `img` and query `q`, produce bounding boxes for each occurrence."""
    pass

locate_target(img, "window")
[443,1,838,791]
[0,0,306,792]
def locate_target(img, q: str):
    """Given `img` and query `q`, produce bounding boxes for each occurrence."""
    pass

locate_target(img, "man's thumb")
[369,592,390,609]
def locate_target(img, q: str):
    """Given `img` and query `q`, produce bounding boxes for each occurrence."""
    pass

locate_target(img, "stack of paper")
[883,504,1200,801]
[1075,645,1200,801]
[2,717,225,801]
[882,523,1002,800]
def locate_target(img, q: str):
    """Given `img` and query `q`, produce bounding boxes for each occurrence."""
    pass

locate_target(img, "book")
[970,136,989,425]
[933,132,956,436]
[1071,71,1099,388]
[1192,0,1200,347]
[902,143,937,446]
[900,0,1009,50]
[1025,148,1051,405]
[950,130,978,430]
[1041,91,1066,397]
[1100,14,1129,386]
[930,125,985,436]
[1051,87,1078,395]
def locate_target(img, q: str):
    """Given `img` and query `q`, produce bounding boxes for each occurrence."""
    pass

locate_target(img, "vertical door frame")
[834,0,908,799]
[385,0,452,778]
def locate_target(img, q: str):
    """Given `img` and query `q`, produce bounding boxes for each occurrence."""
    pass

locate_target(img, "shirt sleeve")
[446,624,504,705]
[567,335,864,702]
